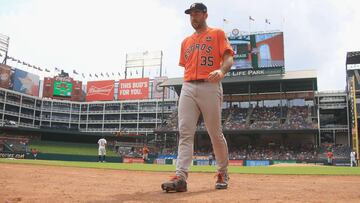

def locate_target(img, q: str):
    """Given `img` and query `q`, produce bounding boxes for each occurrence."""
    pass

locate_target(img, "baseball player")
[98,136,107,162]
[327,150,334,165]
[350,150,356,167]
[142,145,150,162]
[161,2,234,192]
[31,148,38,160]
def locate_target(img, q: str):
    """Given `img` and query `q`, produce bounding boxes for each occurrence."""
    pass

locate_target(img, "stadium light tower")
[0,33,10,64]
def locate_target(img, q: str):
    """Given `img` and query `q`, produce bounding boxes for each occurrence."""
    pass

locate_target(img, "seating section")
[158,106,318,131]
[224,108,248,130]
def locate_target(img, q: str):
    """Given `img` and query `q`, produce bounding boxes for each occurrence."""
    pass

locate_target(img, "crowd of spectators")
[159,111,178,131]
[249,106,282,129]
[283,106,315,129]
[164,144,321,161]
[228,146,318,160]
[223,108,248,130]
[251,106,282,121]
[0,135,29,152]
[319,143,351,159]
[158,106,318,131]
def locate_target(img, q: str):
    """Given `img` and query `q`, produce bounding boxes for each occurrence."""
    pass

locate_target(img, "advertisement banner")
[226,67,284,77]
[118,78,149,100]
[12,68,39,96]
[0,64,12,89]
[0,153,25,159]
[42,77,54,98]
[71,80,83,101]
[245,160,270,166]
[123,157,144,163]
[86,80,114,101]
[229,32,284,70]
[152,77,168,99]
[229,159,244,166]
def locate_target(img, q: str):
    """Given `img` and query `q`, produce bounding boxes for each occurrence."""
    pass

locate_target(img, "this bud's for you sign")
[118,78,149,100]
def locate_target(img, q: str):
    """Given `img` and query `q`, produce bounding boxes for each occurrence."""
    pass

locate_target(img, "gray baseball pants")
[176,81,229,179]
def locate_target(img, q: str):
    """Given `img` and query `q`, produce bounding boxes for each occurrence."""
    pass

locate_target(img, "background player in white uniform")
[350,151,356,167]
[98,137,107,162]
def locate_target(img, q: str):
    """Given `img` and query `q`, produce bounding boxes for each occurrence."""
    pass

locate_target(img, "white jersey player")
[350,151,356,167]
[98,137,107,162]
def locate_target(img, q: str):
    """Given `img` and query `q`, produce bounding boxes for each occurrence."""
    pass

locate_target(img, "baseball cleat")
[161,175,187,192]
[215,172,229,189]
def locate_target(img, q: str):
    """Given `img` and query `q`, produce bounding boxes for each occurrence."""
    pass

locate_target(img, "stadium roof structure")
[161,69,317,95]
[346,51,360,64]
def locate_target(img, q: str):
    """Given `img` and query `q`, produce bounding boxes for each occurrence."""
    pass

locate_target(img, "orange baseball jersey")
[179,27,234,81]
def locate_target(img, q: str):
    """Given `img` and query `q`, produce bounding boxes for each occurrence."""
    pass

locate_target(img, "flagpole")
[248,16,253,33]
[265,19,267,31]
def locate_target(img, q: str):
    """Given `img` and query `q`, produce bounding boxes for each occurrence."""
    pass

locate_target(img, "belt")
[188,79,208,83]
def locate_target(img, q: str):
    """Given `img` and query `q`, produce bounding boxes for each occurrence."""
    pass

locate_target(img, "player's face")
[189,10,207,30]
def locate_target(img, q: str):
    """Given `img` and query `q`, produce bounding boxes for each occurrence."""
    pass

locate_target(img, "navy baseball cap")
[185,3,207,14]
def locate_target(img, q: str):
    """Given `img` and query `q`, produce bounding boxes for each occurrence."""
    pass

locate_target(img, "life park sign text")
[226,67,284,77]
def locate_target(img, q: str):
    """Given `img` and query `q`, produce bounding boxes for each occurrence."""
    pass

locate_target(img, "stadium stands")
[224,108,248,130]
[318,144,351,160]
[158,106,318,131]
[162,145,322,161]
[0,134,29,153]
[283,106,315,129]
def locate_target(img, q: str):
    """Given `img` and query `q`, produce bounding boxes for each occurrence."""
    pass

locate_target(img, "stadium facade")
[0,63,353,148]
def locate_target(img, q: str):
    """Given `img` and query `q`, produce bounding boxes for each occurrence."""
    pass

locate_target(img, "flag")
[265,19,270,24]
[249,16,255,21]
[73,70,78,75]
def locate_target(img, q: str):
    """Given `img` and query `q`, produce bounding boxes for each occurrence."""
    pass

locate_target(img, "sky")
[0,0,359,91]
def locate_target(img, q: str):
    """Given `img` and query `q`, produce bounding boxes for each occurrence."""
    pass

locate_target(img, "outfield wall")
[25,153,122,163]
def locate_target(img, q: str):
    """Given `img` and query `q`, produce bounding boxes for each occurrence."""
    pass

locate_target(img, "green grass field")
[1,158,360,175]
[29,141,118,157]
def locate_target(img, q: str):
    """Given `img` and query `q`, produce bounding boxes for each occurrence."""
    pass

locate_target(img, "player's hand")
[208,70,225,82]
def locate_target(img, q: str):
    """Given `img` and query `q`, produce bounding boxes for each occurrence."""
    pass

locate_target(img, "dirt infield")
[1,163,360,203]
